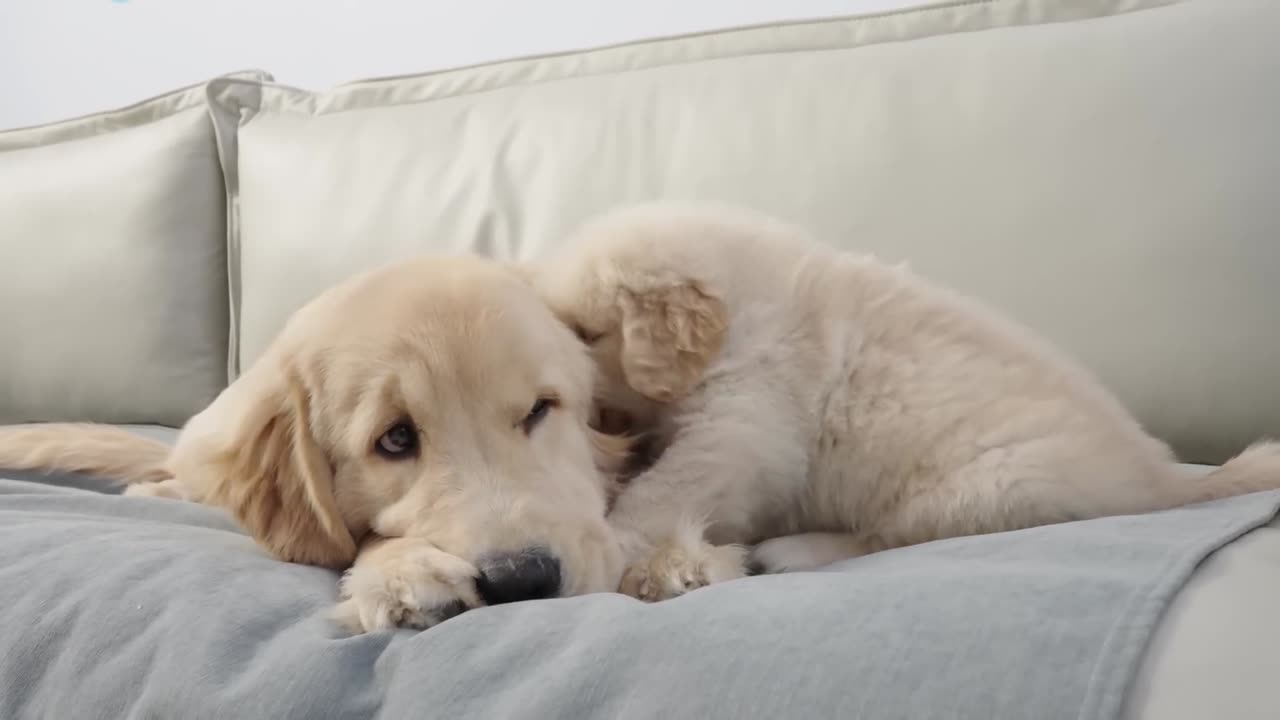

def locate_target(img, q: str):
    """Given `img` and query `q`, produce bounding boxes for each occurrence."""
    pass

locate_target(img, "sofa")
[2,1,1278,718]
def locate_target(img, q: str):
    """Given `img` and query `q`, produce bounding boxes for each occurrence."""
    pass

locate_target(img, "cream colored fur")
[0,424,172,485]
[533,204,1280,601]
[0,255,633,632]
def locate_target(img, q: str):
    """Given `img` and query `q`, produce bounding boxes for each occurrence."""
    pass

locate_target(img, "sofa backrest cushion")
[209,0,1279,463]
[0,70,271,426]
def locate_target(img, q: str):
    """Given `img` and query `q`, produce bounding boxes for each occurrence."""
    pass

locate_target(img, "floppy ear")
[209,369,357,568]
[589,428,634,477]
[617,281,728,403]
[589,428,643,512]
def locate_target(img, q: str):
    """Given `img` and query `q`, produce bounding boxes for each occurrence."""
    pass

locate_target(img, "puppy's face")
[174,256,629,600]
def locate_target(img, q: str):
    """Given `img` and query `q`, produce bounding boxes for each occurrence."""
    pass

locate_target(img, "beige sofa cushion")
[1124,511,1280,720]
[209,0,1278,464]
[0,70,271,426]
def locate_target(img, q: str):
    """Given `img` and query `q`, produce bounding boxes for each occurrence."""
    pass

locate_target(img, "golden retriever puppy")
[0,255,632,632]
[531,203,1280,602]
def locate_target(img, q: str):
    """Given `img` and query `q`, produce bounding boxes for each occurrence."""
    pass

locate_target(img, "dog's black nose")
[476,548,562,605]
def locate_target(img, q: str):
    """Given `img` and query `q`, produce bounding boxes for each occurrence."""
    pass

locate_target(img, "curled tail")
[0,423,173,485]
[1184,441,1280,504]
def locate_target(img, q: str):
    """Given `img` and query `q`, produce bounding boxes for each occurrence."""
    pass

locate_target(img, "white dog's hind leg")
[747,532,873,574]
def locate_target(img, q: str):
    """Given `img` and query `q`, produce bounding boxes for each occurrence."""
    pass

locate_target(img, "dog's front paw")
[333,541,481,634]
[619,538,747,602]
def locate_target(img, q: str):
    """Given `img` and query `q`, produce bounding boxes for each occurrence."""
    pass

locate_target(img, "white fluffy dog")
[533,204,1280,602]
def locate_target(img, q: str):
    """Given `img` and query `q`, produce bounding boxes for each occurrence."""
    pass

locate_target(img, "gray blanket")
[1,474,1276,720]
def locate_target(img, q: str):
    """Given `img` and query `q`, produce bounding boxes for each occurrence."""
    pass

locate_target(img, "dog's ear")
[209,368,357,568]
[589,428,634,476]
[617,281,727,403]
[589,428,641,512]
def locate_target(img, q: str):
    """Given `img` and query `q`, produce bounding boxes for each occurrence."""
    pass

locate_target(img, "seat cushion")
[1124,508,1280,720]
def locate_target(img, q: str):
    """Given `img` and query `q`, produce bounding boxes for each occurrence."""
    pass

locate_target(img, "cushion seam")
[206,0,1182,119]
[0,69,271,149]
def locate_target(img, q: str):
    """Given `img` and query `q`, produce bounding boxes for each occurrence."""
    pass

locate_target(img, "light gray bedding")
[1,469,1277,720]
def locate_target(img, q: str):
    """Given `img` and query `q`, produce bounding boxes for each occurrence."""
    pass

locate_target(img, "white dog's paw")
[619,538,747,602]
[332,544,481,634]
[746,532,871,575]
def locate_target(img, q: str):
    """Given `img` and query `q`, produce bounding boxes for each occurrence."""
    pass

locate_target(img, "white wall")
[0,0,925,130]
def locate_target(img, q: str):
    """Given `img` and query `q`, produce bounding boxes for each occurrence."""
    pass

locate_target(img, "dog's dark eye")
[375,422,419,459]
[572,324,603,345]
[521,397,558,434]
